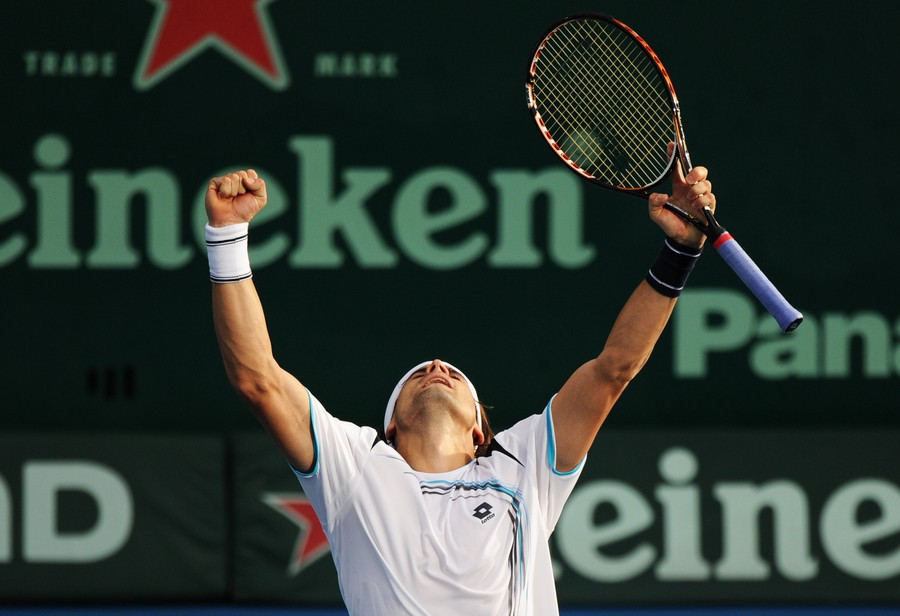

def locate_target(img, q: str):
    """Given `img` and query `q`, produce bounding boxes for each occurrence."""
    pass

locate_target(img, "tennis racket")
[525,14,803,333]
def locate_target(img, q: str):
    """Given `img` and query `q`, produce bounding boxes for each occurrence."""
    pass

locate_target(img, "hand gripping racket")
[526,14,803,333]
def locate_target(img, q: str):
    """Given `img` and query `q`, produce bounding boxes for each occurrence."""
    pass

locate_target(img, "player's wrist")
[675,229,706,250]
[205,223,252,283]
[645,237,702,298]
[667,236,704,254]
[206,214,251,228]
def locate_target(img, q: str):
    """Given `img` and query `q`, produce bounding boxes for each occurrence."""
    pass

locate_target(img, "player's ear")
[385,419,397,443]
[473,424,485,447]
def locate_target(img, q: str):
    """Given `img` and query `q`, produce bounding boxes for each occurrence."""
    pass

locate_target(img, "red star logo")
[133,0,289,90]
[263,493,331,575]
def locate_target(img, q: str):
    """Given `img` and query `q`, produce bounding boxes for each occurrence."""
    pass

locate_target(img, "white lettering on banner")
[555,447,900,583]
[556,480,655,582]
[714,482,818,580]
[21,461,133,563]
[653,447,710,580]
[674,289,900,379]
[0,475,10,562]
[0,133,592,271]
[821,479,900,580]
[23,50,117,78]
[6,135,897,382]
[313,53,399,78]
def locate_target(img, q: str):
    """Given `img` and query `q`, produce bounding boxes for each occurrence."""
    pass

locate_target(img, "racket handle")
[712,233,803,333]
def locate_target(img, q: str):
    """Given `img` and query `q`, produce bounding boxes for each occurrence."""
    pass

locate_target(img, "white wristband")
[205,223,252,283]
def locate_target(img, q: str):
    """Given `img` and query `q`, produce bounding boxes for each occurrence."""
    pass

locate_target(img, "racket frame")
[526,14,688,193]
[525,14,803,333]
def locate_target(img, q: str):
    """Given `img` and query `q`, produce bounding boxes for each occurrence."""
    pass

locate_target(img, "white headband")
[383,360,481,435]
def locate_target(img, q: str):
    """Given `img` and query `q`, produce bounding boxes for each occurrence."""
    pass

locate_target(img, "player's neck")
[394,424,475,473]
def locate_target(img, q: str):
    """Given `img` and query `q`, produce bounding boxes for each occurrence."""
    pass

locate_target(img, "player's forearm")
[594,236,702,382]
[596,280,676,384]
[212,279,281,397]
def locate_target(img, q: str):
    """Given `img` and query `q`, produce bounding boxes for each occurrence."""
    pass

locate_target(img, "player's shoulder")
[493,409,548,448]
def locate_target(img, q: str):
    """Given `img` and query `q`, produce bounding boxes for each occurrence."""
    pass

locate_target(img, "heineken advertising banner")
[3,0,900,606]
[4,0,900,440]
[0,431,896,603]
[233,430,900,605]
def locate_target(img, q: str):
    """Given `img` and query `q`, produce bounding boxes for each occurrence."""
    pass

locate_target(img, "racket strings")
[543,22,668,176]
[532,19,673,189]
[556,23,668,181]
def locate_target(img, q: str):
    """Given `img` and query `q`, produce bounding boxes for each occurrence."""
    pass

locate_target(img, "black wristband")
[645,238,702,298]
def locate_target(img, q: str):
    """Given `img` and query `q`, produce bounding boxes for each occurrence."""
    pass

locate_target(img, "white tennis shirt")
[293,391,584,616]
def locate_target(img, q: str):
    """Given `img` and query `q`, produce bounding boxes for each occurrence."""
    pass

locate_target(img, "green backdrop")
[3,0,899,436]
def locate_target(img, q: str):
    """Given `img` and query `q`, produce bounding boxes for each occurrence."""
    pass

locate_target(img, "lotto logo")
[472,502,495,524]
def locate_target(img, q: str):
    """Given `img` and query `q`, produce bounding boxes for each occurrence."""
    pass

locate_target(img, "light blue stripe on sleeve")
[545,394,585,476]
[291,389,320,478]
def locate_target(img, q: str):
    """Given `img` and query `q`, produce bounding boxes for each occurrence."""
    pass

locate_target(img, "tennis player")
[206,158,715,615]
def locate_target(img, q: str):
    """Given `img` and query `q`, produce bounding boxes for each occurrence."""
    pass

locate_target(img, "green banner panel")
[2,0,898,459]
[231,429,900,604]
[0,435,226,600]
[553,430,900,603]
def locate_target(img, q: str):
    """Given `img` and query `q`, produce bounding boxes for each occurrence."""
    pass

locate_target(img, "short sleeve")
[491,395,585,532]
[291,390,380,533]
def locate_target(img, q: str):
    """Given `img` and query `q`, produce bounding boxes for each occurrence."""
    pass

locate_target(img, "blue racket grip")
[713,233,803,333]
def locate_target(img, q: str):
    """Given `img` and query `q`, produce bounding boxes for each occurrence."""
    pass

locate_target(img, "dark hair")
[474,402,495,458]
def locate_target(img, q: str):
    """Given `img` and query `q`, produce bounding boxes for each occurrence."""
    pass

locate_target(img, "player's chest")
[360,464,527,554]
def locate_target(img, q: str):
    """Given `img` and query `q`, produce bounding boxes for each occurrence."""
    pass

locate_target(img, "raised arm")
[551,155,716,472]
[206,170,314,472]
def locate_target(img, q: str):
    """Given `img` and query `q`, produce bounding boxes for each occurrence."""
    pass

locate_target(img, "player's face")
[390,360,478,436]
